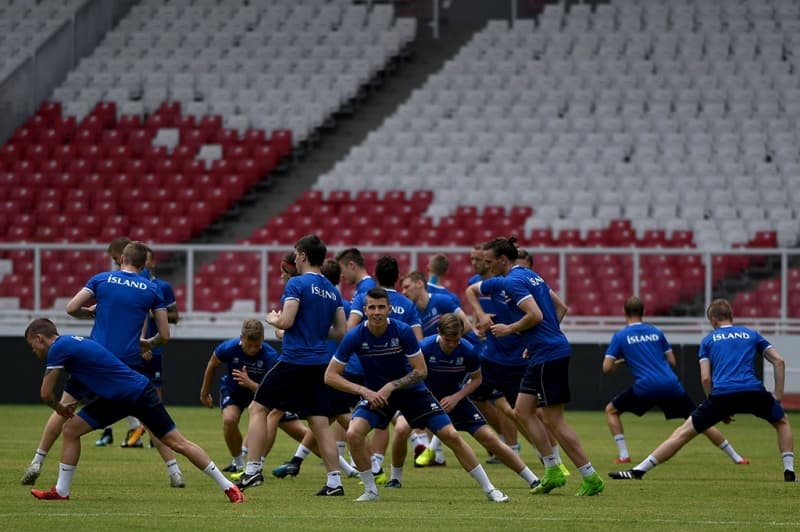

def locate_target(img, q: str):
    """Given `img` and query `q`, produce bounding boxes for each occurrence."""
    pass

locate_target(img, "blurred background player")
[336,247,376,295]
[603,296,748,465]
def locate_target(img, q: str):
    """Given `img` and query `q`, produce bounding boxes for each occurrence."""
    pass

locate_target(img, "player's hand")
[476,313,495,333]
[275,329,285,340]
[491,323,513,337]
[266,310,281,326]
[200,392,213,408]
[722,415,735,424]
[55,402,76,419]
[232,369,251,387]
[363,389,386,409]
[438,395,458,413]
[140,349,153,361]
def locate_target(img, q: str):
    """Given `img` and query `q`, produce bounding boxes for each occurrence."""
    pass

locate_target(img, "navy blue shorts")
[253,362,332,418]
[220,386,255,412]
[612,388,696,419]
[78,383,176,439]
[480,358,526,406]
[353,388,451,433]
[140,353,164,387]
[691,389,786,433]
[446,398,487,436]
[328,372,363,416]
[519,356,571,407]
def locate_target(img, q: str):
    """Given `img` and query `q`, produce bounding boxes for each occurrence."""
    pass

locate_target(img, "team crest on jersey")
[430,402,438,410]
[361,343,370,351]
[232,357,240,365]
[456,357,463,365]
[391,338,399,347]
[71,336,85,342]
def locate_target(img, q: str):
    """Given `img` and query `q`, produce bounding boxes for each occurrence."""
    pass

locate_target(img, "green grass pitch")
[0,405,797,531]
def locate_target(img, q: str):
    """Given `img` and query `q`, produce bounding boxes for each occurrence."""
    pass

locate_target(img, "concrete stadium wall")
[3,337,733,410]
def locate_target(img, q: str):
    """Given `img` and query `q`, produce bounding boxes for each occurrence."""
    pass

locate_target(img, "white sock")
[429,436,442,451]
[359,469,377,494]
[614,434,629,459]
[55,463,76,497]
[294,444,311,461]
[542,454,559,468]
[32,448,47,465]
[371,453,384,474]
[718,440,743,463]
[511,442,521,454]
[635,454,659,472]
[165,459,181,476]
[326,470,342,489]
[782,451,794,471]
[336,440,347,457]
[233,452,245,468]
[468,464,495,493]
[435,448,446,463]
[418,433,430,447]
[519,466,539,486]
[203,462,234,490]
[127,417,141,430]
[391,466,403,482]
[552,445,563,464]
[577,462,596,478]
[339,455,357,476]
[245,460,261,475]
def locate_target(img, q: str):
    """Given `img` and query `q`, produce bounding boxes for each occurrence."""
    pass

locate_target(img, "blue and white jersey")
[334,319,425,392]
[698,324,772,395]
[47,335,149,401]
[475,276,532,367]
[419,335,481,398]
[214,338,278,390]
[353,276,377,301]
[327,296,363,376]
[84,270,166,367]
[418,293,461,337]
[427,282,461,307]
[145,276,176,357]
[484,265,570,365]
[350,289,422,330]
[606,323,683,397]
[280,272,344,365]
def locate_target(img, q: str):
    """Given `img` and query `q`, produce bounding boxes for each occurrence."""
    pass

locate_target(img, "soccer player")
[24,318,244,503]
[347,256,423,481]
[610,299,796,482]
[391,313,540,489]
[200,319,280,473]
[401,270,472,337]
[66,241,187,488]
[236,234,347,496]
[603,296,748,465]
[324,288,510,503]
[478,237,604,496]
[336,247,376,295]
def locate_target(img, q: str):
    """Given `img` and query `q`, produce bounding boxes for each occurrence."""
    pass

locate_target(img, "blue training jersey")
[334,319,425,392]
[214,338,278,390]
[698,324,772,395]
[427,281,461,307]
[280,272,344,365]
[606,323,683,397]
[85,270,166,367]
[47,335,149,401]
[483,265,571,365]
[418,293,462,337]
[350,289,422,330]
[473,275,527,367]
[419,335,481,398]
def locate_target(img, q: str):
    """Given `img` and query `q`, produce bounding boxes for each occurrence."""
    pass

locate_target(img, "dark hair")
[25,318,58,340]
[707,299,733,322]
[320,259,341,286]
[281,251,298,277]
[623,296,644,318]
[516,248,533,267]
[335,247,365,267]
[375,256,399,288]
[295,234,327,266]
[484,236,519,261]
[107,236,131,254]
[366,287,390,302]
